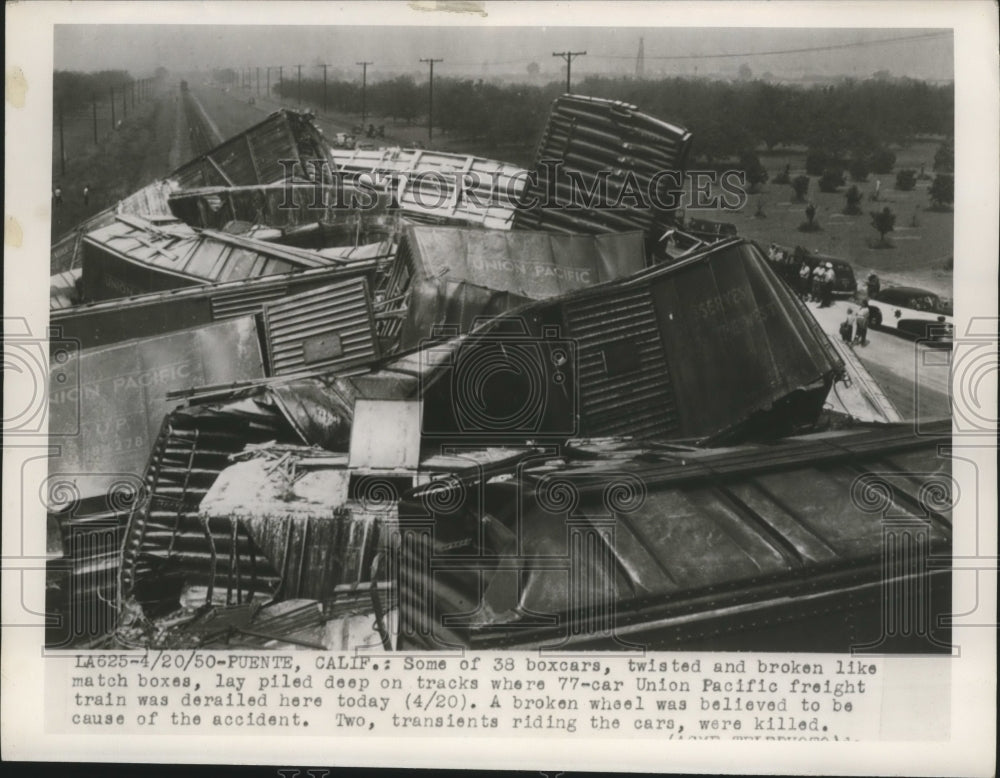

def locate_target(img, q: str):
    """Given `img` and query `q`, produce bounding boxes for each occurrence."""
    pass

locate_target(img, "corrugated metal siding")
[263,278,379,375]
[514,94,692,239]
[211,284,294,319]
[120,404,288,602]
[564,286,680,438]
[327,146,526,229]
[171,110,322,190]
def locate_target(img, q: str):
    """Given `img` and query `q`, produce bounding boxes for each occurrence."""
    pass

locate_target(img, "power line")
[588,31,951,61]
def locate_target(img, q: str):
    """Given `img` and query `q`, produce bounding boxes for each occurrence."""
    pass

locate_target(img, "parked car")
[867,286,954,344]
[331,132,356,149]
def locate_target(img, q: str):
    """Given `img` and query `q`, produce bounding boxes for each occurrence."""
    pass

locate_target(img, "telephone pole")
[92,95,98,144]
[356,61,372,125]
[58,100,66,176]
[256,66,261,95]
[266,66,271,96]
[319,64,328,112]
[419,58,442,143]
[110,86,116,129]
[296,64,302,106]
[552,50,586,93]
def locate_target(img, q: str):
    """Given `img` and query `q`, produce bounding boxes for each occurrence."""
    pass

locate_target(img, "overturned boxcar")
[394,419,952,652]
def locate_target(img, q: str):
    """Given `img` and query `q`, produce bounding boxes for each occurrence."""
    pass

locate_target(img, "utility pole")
[122,82,127,118]
[266,66,271,97]
[296,64,302,106]
[110,86,116,129]
[256,66,260,95]
[58,99,66,176]
[356,61,372,125]
[92,95,98,144]
[419,58,442,143]
[552,50,586,93]
[320,64,328,113]
[279,66,283,101]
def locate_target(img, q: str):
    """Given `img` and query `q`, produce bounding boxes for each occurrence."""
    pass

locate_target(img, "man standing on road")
[811,262,825,303]
[854,300,871,346]
[866,271,880,301]
[53,186,63,206]
[821,262,836,308]
[841,308,856,344]
[798,260,811,301]
[82,183,90,206]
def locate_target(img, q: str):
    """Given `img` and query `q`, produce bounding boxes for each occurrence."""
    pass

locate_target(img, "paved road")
[808,298,951,420]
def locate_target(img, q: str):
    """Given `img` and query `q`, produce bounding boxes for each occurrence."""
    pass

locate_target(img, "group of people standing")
[841,302,871,347]
[840,271,880,347]
[800,260,837,308]
[766,244,838,309]
[766,244,880,349]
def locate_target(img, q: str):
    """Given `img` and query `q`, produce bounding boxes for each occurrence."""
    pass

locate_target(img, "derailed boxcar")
[416,238,842,443]
[513,94,693,245]
[48,316,266,505]
[79,215,347,302]
[394,419,952,652]
[54,260,383,350]
[52,110,329,270]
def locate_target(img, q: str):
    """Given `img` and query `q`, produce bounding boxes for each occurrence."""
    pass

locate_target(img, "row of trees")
[790,171,953,208]
[54,70,159,113]
[273,75,561,147]
[266,73,952,158]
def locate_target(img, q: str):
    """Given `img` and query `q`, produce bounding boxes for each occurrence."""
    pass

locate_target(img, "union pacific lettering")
[111,363,193,392]
[466,257,593,284]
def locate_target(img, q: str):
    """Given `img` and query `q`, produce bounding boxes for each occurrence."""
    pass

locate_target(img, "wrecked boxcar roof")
[50,268,82,310]
[80,214,351,301]
[326,146,527,230]
[396,418,952,651]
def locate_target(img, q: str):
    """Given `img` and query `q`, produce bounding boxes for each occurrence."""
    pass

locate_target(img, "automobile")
[331,132,356,148]
[867,286,954,344]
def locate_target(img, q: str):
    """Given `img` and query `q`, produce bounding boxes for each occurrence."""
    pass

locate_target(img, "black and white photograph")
[3,1,997,773]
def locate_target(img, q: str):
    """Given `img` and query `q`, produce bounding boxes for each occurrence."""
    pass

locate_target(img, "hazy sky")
[54,25,954,82]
